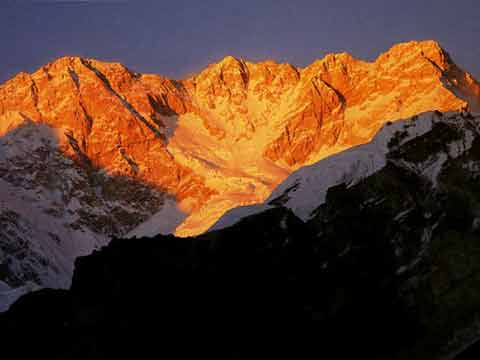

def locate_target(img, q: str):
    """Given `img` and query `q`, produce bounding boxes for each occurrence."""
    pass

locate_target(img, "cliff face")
[264,41,478,165]
[0,57,211,204]
[0,40,479,302]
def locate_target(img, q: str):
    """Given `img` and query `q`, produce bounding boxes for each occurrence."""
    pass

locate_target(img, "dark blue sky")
[1,0,479,83]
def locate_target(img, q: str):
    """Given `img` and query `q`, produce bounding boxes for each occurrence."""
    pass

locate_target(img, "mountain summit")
[0,40,479,308]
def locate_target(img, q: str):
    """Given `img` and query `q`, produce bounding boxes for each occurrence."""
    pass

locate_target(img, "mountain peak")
[40,56,85,74]
[32,56,135,83]
[198,55,247,74]
[377,39,452,70]
[1,40,480,312]
[321,52,356,64]
[301,51,366,80]
[218,55,243,65]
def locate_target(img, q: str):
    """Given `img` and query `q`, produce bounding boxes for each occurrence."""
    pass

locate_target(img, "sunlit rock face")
[0,40,479,305]
[264,41,480,167]
[168,40,480,236]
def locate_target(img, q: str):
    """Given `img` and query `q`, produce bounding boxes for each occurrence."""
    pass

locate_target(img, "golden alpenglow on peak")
[217,55,244,66]
[6,0,480,355]
[377,40,451,69]
[0,41,479,294]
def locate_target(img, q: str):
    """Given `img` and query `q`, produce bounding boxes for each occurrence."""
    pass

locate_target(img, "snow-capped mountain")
[0,40,479,309]
[212,110,480,230]
[134,39,480,237]
[3,111,480,359]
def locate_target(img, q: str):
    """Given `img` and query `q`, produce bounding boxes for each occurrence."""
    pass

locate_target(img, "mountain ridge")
[0,40,480,309]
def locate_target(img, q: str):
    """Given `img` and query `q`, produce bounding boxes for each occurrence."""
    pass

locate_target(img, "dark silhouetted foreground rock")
[3,113,480,359]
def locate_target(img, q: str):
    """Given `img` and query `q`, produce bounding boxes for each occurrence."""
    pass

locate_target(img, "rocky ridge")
[0,40,479,307]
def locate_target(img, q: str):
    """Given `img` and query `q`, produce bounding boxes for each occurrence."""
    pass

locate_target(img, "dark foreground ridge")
[3,114,480,359]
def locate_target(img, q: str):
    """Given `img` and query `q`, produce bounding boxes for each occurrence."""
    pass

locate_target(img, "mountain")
[211,110,474,229]
[2,111,480,359]
[0,40,479,309]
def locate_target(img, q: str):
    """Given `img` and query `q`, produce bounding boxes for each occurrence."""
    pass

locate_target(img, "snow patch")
[127,197,187,238]
[0,282,40,313]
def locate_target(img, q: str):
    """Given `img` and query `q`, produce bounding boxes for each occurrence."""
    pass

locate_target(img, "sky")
[0,0,479,83]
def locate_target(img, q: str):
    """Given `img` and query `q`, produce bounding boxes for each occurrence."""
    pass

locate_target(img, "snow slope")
[0,117,164,310]
[211,111,479,231]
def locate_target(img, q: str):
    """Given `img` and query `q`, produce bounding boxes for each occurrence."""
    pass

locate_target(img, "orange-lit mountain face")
[0,40,479,247]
